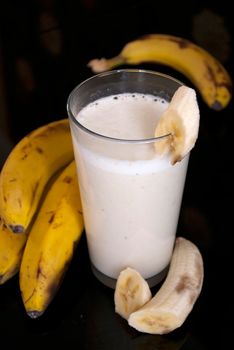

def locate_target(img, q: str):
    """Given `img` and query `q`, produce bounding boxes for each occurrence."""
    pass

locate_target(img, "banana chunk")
[114,267,152,320]
[154,86,200,164]
[128,237,204,334]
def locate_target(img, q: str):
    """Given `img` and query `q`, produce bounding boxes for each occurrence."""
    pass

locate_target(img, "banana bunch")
[88,34,232,110]
[114,237,204,334]
[0,120,84,318]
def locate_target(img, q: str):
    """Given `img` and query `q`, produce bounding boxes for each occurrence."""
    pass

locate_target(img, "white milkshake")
[71,93,189,283]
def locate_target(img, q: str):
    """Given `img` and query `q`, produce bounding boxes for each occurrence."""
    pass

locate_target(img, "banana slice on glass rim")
[154,86,200,165]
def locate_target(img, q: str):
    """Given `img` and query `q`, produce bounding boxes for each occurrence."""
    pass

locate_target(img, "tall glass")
[67,70,189,288]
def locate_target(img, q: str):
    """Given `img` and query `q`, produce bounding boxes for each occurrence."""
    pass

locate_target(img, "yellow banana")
[20,160,84,318]
[88,34,232,110]
[0,119,74,233]
[0,219,28,284]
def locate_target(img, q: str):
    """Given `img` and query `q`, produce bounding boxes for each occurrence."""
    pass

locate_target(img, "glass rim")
[67,69,183,144]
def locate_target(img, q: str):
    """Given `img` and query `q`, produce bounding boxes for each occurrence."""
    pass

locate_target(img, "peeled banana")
[0,219,28,284]
[128,237,204,334]
[154,85,200,164]
[20,160,84,318]
[114,267,152,320]
[88,34,232,110]
[0,119,74,233]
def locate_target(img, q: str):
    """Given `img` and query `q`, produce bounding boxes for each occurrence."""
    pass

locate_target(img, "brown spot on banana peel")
[36,147,43,154]
[36,263,47,280]
[33,122,70,138]
[20,142,32,159]
[63,175,72,183]
[33,253,47,280]
[17,198,22,208]
[48,210,64,229]
[51,222,63,230]
[21,141,32,153]
[30,181,39,208]
[48,211,55,224]
[21,154,28,160]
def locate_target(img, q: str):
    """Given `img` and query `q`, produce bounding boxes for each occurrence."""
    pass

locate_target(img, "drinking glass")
[67,69,189,288]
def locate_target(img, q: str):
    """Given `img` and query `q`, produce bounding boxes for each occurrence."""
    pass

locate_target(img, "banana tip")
[27,310,43,319]
[9,224,25,234]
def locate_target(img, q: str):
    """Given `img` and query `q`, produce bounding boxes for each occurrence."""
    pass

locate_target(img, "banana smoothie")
[71,92,189,285]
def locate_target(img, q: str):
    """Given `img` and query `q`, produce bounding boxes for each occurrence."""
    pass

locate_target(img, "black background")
[0,1,233,348]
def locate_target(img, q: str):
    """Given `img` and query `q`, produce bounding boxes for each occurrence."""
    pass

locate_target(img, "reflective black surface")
[0,1,233,348]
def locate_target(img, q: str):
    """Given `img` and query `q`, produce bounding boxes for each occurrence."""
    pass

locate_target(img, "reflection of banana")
[20,161,84,318]
[128,237,204,334]
[154,85,200,164]
[0,119,73,233]
[114,267,152,320]
[88,34,232,110]
[0,220,28,284]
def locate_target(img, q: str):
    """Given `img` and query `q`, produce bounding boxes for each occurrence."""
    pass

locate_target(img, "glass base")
[91,264,169,289]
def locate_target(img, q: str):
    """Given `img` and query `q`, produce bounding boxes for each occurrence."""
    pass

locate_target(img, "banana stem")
[87,56,125,73]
